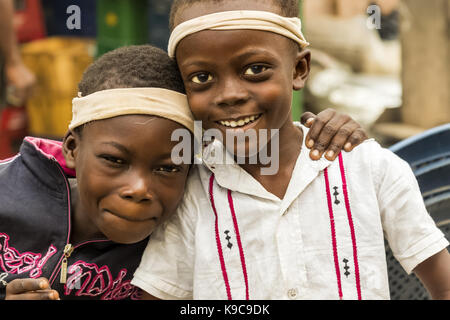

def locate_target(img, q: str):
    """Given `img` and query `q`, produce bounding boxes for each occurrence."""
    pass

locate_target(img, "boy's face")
[174,0,310,157]
[64,115,191,244]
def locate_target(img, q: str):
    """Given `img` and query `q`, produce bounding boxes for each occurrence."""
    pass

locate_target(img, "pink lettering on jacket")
[0,233,140,300]
[0,233,57,278]
[65,261,141,300]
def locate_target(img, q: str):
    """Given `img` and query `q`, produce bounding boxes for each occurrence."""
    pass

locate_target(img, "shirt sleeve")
[131,177,200,300]
[372,144,449,275]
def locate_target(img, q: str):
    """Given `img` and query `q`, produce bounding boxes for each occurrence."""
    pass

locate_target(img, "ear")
[292,49,311,91]
[62,130,80,170]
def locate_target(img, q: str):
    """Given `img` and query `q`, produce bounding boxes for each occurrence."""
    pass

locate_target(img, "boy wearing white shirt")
[131,0,450,299]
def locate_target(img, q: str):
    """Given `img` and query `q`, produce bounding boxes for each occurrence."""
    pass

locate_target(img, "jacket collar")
[19,137,75,193]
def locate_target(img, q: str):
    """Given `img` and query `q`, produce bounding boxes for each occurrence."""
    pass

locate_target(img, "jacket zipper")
[48,159,73,285]
[48,159,111,286]
[59,244,74,284]
[58,239,110,285]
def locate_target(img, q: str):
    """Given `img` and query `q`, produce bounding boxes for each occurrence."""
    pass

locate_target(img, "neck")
[69,180,104,245]
[239,121,303,199]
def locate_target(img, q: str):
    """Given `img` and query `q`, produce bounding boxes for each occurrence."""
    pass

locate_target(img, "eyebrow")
[101,143,179,162]
[155,152,175,161]
[100,142,130,155]
[179,58,214,70]
[181,48,277,69]
[233,48,277,61]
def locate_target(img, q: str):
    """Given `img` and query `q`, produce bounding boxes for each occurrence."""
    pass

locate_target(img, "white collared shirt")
[132,124,449,300]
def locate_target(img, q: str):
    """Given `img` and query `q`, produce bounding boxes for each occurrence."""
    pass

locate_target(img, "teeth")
[219,115,260,128]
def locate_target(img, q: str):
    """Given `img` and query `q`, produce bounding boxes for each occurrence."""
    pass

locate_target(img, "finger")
[310,115,350,159]
[7,278,49,294]
[323,123,356,161]
[305,109,336,150]
[8,289,59,301]
[300,112,317,127]
[345,128,369,151]
[304,117,314,128]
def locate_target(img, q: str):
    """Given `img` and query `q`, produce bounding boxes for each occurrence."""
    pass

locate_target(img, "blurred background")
[0,0,449,301]
[0,0,449,159]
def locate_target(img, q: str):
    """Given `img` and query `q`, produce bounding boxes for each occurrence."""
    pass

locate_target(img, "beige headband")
[168,10,310,57]
[69,88,195,133]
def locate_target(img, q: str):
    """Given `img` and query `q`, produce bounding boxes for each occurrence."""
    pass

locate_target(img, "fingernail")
[312,150,320,158]
[326,150,335,159]
[345,142,352,151]
[307,139,314,148]
[39,281,47,289]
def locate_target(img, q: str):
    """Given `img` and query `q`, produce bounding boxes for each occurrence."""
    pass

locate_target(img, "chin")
[111,234,150,245]
[99,211,156,244]
[103,228,152,244]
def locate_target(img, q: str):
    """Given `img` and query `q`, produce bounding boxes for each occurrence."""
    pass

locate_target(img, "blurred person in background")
[0,0,36,108]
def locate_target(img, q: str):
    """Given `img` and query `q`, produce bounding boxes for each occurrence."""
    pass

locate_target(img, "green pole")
[291,0,304,121]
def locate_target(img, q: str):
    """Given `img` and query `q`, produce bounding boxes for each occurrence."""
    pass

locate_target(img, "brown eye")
[100,155,125,166]
[244,65,268,75]
[191,73,213,84]
[155,165,181,173]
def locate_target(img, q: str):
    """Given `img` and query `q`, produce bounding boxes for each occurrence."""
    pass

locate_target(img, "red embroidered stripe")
[324,168,343,299]
[209,174,232,300]
[227,190,249,300]
[338,153,362,300]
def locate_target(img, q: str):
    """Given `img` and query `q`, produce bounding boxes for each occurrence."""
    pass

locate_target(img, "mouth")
[104,209,158,223]
[216,114,262,129]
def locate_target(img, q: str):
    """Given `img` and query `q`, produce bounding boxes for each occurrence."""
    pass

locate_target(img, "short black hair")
[169,0,300,31]
[75,45,185,137]
[78,45,185,96]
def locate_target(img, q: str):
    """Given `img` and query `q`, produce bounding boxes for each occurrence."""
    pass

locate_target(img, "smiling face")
[174,0,310,159]
[64,115,191,244]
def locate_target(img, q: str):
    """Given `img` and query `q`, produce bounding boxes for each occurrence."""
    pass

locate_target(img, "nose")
[119,173,153,203]
[214,76,249,107]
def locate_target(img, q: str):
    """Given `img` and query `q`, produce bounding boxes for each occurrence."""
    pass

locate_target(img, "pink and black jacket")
[0,137,147,300]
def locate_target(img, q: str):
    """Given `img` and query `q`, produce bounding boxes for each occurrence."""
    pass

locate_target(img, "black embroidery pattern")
[333,186,340,205]
[224,230,233,250]
[343,258,350,278]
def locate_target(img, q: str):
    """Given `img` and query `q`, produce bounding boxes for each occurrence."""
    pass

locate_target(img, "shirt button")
[288,288,298,299]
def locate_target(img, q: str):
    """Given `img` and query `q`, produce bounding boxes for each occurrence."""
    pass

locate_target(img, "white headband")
[69,88,195,133]
[168,10,310,58]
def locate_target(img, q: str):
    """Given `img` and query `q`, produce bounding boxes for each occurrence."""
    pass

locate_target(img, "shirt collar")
[201,123,333,207]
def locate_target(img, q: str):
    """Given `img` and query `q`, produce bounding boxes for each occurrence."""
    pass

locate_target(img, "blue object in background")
[390,124,450,173]
[41,0,97,37]
[390,123,450,222]
[148,0,172,51]
[386,123,450,300]
[41,0,173,50]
